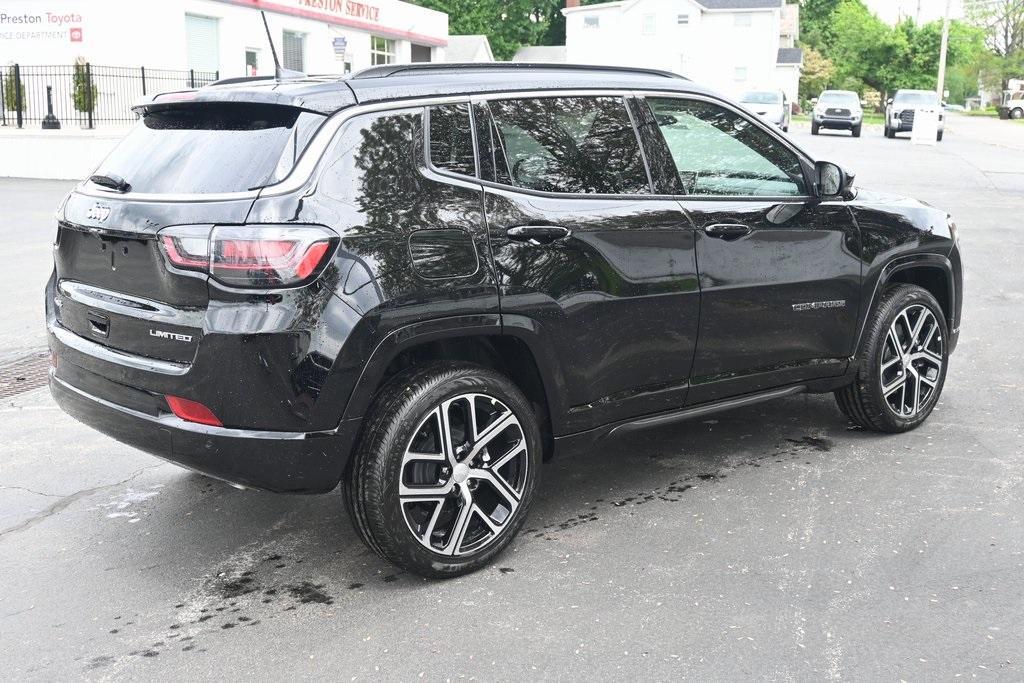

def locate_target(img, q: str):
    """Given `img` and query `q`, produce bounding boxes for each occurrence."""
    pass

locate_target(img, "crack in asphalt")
[0,464,165,539]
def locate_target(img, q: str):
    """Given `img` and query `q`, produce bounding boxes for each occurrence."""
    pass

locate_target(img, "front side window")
[371,36,396,65]
[734,12,752,26]
[185,14,219,73]
[646,97,806,197]
[583,15,600,28]
[483,96,650,195]
[428,104,475,176]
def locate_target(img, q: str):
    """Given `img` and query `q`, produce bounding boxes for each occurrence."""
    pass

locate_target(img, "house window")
[734,13,752,27]
[677,14,689,24]
[282,30,305,71]
[583,15,599,28]
[185,14,219,73]
[734,67,747,81]
[642,14,656,35]
[371,36,396,65]
[245,49,259,76]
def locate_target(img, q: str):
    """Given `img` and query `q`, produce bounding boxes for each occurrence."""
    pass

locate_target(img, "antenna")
[260,10,305,80]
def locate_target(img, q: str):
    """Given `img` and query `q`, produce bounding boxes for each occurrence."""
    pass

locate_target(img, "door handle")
[704,224,752,241]
[506,225,572,245]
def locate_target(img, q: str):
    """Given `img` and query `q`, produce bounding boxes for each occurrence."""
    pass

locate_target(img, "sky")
[862,0,966,25]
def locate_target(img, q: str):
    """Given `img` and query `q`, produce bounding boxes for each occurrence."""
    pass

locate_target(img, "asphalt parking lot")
[2,114,1023,680]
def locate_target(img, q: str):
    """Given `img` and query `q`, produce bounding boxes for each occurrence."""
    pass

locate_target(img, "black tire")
[1010,108,1023,120]
[885,126,896,139]
[835,284,949,433]
[811,122,819,135]
[936,130,944,142]
[852,124,862,138]
[345,362,542,578]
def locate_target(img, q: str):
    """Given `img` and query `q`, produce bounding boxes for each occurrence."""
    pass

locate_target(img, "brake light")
[165,395,222,427]
[158,224,336,288]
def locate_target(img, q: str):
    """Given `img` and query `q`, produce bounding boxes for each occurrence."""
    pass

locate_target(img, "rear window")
[740,91,781,105]
[93,103,325,194]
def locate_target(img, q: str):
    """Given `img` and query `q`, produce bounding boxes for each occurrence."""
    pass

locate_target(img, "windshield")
[894,91,940,107]
[94,103,325,194]
[819,92,859,107]
[740,91,782,105]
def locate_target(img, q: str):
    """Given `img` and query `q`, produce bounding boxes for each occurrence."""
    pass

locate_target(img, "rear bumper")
[49,367,358,494]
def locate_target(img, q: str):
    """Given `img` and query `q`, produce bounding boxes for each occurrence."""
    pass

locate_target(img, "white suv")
[812,90,863,137]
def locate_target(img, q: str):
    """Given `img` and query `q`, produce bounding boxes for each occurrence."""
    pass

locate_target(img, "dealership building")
[0,0,450,77]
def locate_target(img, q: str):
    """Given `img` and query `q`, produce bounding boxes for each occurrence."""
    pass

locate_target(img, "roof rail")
[350,62,689,82]
[208,75,278,87]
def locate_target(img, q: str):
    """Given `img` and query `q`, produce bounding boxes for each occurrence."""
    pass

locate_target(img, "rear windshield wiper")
[89,173,132,193]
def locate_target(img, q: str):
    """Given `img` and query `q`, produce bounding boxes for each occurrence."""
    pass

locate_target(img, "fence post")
[85,62,94,129]
[0,68,6,127]
[140,66,146,96]
[189,69,195,89]
[14,63,24,129]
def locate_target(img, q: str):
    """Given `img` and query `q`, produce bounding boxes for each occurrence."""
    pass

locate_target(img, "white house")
[562,0,802,101]
[444,35,494,63]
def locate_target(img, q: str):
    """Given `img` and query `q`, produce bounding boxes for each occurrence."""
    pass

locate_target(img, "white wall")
[564,0,785,99]
[0,127,127,179]
[0,0,447,76]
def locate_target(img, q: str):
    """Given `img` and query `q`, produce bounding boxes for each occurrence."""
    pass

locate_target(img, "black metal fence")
[0,64,219,129]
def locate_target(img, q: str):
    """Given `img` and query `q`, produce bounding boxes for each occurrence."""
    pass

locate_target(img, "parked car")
[886,89,945,140]
[998,90,1024,119]
[47,63,963,577]
[738,89,791,132]
[811,90,864,137]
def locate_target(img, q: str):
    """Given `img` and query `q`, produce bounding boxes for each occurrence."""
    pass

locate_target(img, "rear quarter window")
[92,103,325,195]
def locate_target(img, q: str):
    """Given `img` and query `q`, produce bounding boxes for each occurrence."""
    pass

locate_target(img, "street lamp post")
[936,0,952,101]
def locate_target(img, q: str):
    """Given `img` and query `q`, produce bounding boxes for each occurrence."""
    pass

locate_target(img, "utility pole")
[936,0,952,101]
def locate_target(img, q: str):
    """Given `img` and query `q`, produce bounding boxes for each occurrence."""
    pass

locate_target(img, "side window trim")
[468,94,654,199]
[423,100,480,181]
[635,92,816,201]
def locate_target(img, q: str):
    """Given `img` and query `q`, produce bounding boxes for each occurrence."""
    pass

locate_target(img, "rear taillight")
[158,224,337,288]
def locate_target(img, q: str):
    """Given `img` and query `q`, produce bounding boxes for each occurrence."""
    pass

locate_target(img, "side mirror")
[811,97,818,104]
[815,161,854,200]
[887,98,894,105]
[860,99,867,106]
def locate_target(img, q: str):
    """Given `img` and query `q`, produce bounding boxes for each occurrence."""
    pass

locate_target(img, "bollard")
[42,85,61,129]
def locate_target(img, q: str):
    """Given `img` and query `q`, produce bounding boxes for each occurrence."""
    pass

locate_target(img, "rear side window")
[483,96,650,195]
[428,104,476,177]
[93,103,324,194]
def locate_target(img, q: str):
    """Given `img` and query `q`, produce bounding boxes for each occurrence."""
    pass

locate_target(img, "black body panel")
[47,68,964,493]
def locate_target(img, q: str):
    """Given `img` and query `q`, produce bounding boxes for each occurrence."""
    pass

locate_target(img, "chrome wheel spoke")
[880,304,944,419]
[400,392,529,557]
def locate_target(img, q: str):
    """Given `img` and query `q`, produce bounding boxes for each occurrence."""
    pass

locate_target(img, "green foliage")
[413,0,568,60]
[3,65,24,112]
[798,0,986,97]
[798,46,835,102]
[72,58,97,114]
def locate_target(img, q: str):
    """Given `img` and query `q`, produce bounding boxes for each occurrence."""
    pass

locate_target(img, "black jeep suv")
[48,64,963,577]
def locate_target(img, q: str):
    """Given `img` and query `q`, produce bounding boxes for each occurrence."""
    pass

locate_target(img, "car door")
[636,94,862,404]
[474,94,700,433]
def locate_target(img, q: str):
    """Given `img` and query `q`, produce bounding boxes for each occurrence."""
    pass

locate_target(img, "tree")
[966,0,1024,56]
[3,65,24,112]
[413,0,568,60]
[798,46,836,101]
[72,57,97,114]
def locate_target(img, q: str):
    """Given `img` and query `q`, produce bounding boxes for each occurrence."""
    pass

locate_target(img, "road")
[1,113,1022,680]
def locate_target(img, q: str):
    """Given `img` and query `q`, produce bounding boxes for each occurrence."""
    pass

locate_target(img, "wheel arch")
[339,314,566,461]
[856,254,956,353]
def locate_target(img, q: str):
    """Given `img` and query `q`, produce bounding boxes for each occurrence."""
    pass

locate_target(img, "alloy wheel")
[399,393,529,556]
[879,304,944,418]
